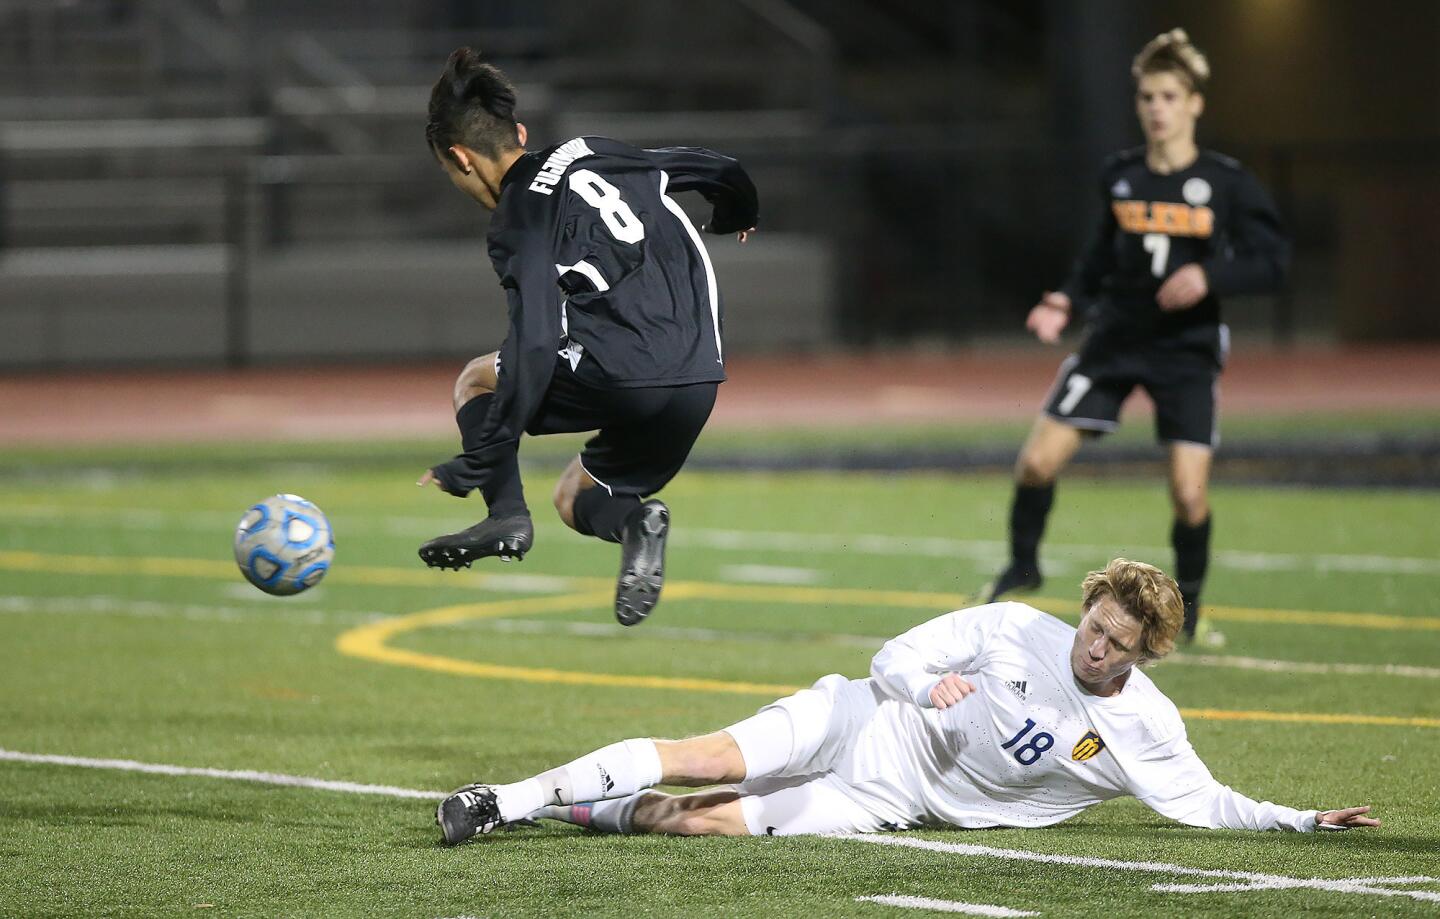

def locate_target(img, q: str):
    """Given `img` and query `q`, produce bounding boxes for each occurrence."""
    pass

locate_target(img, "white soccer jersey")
[820,602,1320,832]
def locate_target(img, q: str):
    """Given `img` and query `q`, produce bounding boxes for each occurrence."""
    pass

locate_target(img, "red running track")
[1,346,1437,447]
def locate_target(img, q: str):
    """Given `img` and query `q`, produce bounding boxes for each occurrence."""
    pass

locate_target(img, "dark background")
[1,0,1437,368]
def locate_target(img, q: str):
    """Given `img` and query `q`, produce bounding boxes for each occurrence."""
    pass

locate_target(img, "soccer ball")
[233,494,335,596]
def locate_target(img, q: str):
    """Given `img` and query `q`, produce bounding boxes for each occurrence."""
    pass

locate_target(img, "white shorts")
[723,674,901,836]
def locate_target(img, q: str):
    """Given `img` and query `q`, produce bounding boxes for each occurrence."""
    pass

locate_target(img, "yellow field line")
[0,548,1429,729]
[4,548,1440,634]
[331,594,1440,730]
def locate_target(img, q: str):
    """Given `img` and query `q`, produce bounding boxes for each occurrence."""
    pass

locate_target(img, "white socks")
[539,793,662,833]
[493,738,663,822]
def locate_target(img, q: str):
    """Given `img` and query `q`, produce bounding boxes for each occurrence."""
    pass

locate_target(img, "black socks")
[1172,515,1212,636]
[572,487,642,544]
[453,393,527,518]
[1009,483,1056,571]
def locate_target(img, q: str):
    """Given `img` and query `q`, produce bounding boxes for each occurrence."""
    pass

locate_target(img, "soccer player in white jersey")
[437,558,1378,843]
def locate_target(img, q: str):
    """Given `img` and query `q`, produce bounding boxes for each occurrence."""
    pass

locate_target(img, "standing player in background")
[417,48,758,626]
[987,29,1289,646]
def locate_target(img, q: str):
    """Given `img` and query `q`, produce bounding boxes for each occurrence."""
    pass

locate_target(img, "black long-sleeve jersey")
[1058,147,1289,347]
[467,135,758,484]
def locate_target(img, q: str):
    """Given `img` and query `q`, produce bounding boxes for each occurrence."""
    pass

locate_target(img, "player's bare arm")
[1156,263,1209,310]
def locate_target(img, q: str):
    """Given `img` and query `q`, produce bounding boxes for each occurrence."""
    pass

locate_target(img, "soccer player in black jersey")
[987,29,1289,646]
[415,48,758,626]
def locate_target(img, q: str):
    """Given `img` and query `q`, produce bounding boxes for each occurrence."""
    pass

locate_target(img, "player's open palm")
[1026,292,1071,344]
[1317,805,1380,829]
[929,674,977,710]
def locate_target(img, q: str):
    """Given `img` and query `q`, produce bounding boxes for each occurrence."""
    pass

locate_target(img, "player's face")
[1070,597,1147,694]
[1135,71,1203,145]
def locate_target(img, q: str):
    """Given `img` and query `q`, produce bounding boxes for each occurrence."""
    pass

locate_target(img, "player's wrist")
[915,678,941,709]
[1040,294,1072,314]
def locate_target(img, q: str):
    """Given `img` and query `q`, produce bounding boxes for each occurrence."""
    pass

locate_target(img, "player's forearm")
[1160,785,1319,833]
[1201,249,1287,297]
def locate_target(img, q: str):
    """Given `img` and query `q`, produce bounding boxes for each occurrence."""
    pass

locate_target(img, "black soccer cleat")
[615,500,669,627]
[986,561,1042,603]
[436,783,505,846]
[418,514,534,570]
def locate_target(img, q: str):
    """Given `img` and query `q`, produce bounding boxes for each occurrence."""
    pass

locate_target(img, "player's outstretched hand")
[1026,291,1071,344]
[417,468,443,490]
[929,674,977,710]
[1316,805,1380,830]
[1156,263,1209,311]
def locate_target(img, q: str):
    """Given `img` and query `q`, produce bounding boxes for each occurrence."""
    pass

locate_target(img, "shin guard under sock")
[1172,515,1212,635]
[572,487,642,544]
[1009,483,1056,570]
[452,393,526,517]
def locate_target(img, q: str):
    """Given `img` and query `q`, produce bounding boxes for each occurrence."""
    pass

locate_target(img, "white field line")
[2,747,1435,906]
[3,504,1439,578]
[855,895,1038,916]
[716,564,824,585]
[0,594,388,627]
[841,835,1440,904]
[0,750,443,799]
[669,528,1440,579]
[6,595,1437,681]
[1161,653,1440,680]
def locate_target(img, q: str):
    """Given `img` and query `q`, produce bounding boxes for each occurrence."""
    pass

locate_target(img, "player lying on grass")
[437,558,1377,842]
[415,48,758,626]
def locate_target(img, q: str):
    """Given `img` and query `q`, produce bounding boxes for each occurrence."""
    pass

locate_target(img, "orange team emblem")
[1072,730,1106,762]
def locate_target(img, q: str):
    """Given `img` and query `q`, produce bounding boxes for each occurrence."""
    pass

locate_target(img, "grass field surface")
[2,448,1438,917]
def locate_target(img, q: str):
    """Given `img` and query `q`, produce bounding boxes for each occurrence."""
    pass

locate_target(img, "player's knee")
[1015,450,1059,486]
[1170,484,1209,525]
[552,481,578,528]
[655,734,736,785]
[452,354,498,412]
[552,464,586,530]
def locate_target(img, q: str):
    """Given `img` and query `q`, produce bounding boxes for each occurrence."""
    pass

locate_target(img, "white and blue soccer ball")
[233,494,335,596]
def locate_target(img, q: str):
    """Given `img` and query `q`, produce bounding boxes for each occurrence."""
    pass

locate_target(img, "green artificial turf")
[1,454,1437,917]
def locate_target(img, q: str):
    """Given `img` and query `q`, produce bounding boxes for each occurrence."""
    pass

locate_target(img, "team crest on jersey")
[1110,178,1132,198]
[1182,177,1212,206]
[1071,730,1105,761]
[1003,680,1029,701]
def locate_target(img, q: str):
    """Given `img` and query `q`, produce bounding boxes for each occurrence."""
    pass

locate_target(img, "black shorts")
[526,366,718,497]
[1042,326,1228,447]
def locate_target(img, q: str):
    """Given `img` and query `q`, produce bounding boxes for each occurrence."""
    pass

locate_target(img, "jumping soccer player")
[435,559,1377,842]
[416,48,758,626]
[987,29,1290,646]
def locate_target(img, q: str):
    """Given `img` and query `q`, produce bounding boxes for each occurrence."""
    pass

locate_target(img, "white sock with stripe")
[493,739,663,822]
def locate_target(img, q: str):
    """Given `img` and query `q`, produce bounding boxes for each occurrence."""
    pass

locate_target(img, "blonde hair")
[1132,28,1210,93]
[1081,558,1185,660]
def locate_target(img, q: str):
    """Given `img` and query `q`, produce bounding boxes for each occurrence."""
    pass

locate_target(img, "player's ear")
[447,145,476,175]
[1189,92,1205,119]
[515,122,528,147]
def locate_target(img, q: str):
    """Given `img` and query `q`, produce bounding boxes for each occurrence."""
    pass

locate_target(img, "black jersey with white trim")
[1058,147,1289,344]
[468,135,756,482]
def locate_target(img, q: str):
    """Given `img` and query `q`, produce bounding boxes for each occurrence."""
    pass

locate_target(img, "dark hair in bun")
[426,47,521,162]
